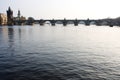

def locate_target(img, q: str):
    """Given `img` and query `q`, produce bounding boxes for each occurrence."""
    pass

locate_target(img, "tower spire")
[18,10,21,18]
[8,6,11,11]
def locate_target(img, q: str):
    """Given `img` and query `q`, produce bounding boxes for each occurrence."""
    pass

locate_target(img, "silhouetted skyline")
[0,0,120,19]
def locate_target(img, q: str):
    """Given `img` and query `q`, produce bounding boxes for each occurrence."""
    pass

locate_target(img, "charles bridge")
[14,18,117,27]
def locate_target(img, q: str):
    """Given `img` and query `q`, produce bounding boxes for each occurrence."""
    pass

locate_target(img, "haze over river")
[0,24,120,80]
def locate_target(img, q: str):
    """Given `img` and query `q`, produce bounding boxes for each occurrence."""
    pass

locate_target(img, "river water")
[0,24,120,80]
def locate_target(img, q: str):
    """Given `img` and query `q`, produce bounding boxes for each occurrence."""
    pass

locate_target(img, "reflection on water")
[8,28,14,52]
[0,25,120,80]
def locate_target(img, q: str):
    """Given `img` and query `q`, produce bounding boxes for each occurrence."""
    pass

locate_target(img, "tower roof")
[8,7,11,10]
[8,6,13,12]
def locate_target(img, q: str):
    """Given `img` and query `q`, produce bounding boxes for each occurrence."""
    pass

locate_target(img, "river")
[0,24,120,80]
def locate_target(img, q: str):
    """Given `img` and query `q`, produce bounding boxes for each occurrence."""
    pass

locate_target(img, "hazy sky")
[0,0,120,19]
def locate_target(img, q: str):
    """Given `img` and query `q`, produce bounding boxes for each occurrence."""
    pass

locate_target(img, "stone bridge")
[14,18,115,27]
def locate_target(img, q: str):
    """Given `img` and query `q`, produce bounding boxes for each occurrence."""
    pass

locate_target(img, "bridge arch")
[44,21,51,24]
[89,21,96,25]
[67,21,74,24]
[79,21,86,25]
[56,21,63,24]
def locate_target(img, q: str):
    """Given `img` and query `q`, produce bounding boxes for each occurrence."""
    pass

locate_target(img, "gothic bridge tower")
[7,7,14,26]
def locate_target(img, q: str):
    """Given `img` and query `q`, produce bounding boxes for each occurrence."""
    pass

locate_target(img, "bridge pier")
[51,23,55,26]
[109,23,114,27]
[50,19,56,26]
[62,18,67,26]
[74,19,79,26]
[63,22,67,26]
[40,23,44,25]
[85,18,90,26]
[39,19,45,25]
[95,20,102,26]
[108,21,114,27]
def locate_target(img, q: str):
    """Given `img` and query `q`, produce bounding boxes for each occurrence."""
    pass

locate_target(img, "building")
[16,10,26,20]
[14,10,26,21]
[7,7,14,26]
[14,10,21,21]
[14,10,26,25]
[0,13,7,25]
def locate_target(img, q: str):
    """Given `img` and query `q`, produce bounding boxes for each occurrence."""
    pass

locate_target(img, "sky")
[0,0,120,19]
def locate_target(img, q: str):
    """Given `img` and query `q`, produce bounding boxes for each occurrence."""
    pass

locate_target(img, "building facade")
[0,13,7,25]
